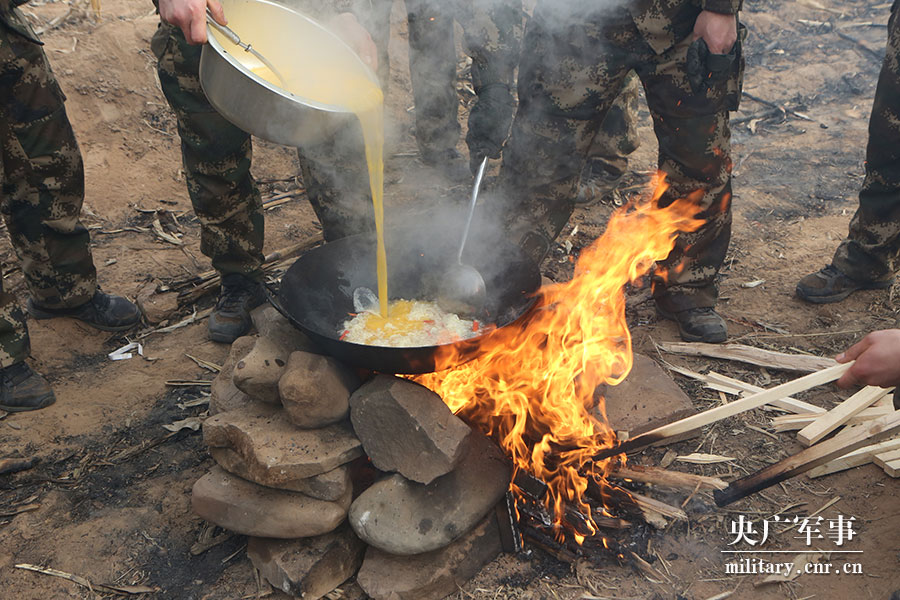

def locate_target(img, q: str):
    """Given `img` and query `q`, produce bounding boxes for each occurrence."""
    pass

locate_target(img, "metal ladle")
[206,9,287,87]
[437,157,488,316]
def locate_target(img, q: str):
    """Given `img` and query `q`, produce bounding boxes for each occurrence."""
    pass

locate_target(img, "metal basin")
[199,0,379,147]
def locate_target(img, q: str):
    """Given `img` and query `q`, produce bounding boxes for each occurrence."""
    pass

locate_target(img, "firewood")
[882,459,900,477]
[771,406,893,431]
[656,341,837,373]
[703,371,825,414]
[668,366,824,414]
[610,464,728,491]
[593,363,853,461]
[715,411,900,506]
[873,448,900,469]
[806,436,900,478]
[797,386,892,446]
[629,491,687,521]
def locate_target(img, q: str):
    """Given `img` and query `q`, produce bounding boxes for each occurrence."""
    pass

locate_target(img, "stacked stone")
[194,307,512,600]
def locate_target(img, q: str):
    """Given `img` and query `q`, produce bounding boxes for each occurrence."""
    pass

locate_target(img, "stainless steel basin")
[199,0,379,147]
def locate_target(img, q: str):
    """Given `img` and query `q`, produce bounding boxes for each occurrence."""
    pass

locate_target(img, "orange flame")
[414,174,704,538]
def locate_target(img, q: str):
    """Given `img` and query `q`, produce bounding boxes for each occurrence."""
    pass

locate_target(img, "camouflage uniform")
[401,0,523,158]
[151,1,376,280]
[586,71,641,183]
[0,3,99,367]
[500,0,743,313]
[829,1,900,282]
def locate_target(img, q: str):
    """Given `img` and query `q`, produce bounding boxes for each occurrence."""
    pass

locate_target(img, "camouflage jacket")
[0,0,42,43]
[630,0,743,54]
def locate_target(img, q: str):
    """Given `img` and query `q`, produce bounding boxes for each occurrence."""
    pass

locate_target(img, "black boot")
[657,306,727,343]
[27,290,141,332]
[0,362,55,412]
[796,264,893,304]
[208,274,266,343]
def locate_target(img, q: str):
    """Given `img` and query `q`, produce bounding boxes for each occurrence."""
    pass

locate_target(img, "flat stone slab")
[192,466,351,538]
[210,335,255,415]
[204,402,363,482]
[279,351,360,429]
[349,433,510,555]
[247,523,365,600]
[599,353,696,436]
[356,514,501,600]
[210,447,351,502]
[350,375,472,484]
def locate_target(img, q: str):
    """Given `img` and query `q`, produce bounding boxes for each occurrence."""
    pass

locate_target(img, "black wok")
[270,224,541,374]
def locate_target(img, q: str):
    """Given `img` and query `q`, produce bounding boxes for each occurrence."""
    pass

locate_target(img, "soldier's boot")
[0,362,56,413]
[576,159,627,206]
[208,274,266,344]
[28,290,141,332]
[796,264,894,304]
[657,305,727,344]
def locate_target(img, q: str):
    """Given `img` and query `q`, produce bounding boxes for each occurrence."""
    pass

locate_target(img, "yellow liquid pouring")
[247,49,389,318]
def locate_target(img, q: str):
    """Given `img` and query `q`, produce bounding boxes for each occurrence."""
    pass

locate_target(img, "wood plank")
[667,364,824,414]
[807,436,900,478]
[705,371,826,415]
[592,363,853,461]
[771,406,894,431]
[610,464,728,491]
[873,448,900,468]
[630,491,688,521]
[797,386,891,446]
[715,412,900,505]
[656,341,838,373]
[883,458,900,478]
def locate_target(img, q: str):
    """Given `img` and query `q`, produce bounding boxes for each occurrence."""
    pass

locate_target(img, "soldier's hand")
[159,0,224,45]
[327,13,378,72]
[836,329,900,389]
[465,83,514,175]
[693,10,737,54]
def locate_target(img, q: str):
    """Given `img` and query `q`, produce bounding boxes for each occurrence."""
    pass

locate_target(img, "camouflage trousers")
[500,3,742,312]
[586,71,641,178]
[0,15,98,367]
[151,21,374,279]
[831,1,900,282]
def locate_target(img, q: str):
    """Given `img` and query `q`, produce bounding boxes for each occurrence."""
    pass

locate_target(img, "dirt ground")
[1,0,899,598]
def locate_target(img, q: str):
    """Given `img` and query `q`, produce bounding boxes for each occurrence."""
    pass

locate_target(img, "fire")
[414,174,704,539]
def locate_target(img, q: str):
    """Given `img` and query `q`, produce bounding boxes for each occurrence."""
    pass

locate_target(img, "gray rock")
[203,402,363,481]
[191,466,351,538]
[349,433,510,555]
[356,514,502,600]
[209,335,255,415]
[247,524,366,599]
[210,447,351,502]
[350,375,472,484]
[279,351,360,429]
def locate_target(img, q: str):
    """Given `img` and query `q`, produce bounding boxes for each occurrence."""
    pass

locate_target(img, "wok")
[270,225,541,374]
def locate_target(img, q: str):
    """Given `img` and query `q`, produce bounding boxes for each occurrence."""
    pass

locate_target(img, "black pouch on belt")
[686,37,737,95]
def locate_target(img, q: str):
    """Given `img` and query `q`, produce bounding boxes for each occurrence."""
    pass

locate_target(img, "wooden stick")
[630,491,688,521]
[704,371,826,414]
[715,411,900,506]
[610,464,728,491]
[593,362,853,461]
[873,448,900,469]
[668,365,823,414]
[771,406,893,431]
[797,386,891,446]
[656,341,837,373]
[807,436,900,478]
[882,459,900,477]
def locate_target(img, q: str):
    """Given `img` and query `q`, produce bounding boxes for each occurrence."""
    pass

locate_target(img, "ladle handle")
[458,157,488,264]
[206,9,241,46]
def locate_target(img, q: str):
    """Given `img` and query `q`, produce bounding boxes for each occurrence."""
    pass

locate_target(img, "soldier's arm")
[836,330,900,389]
[159,0,224,45]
